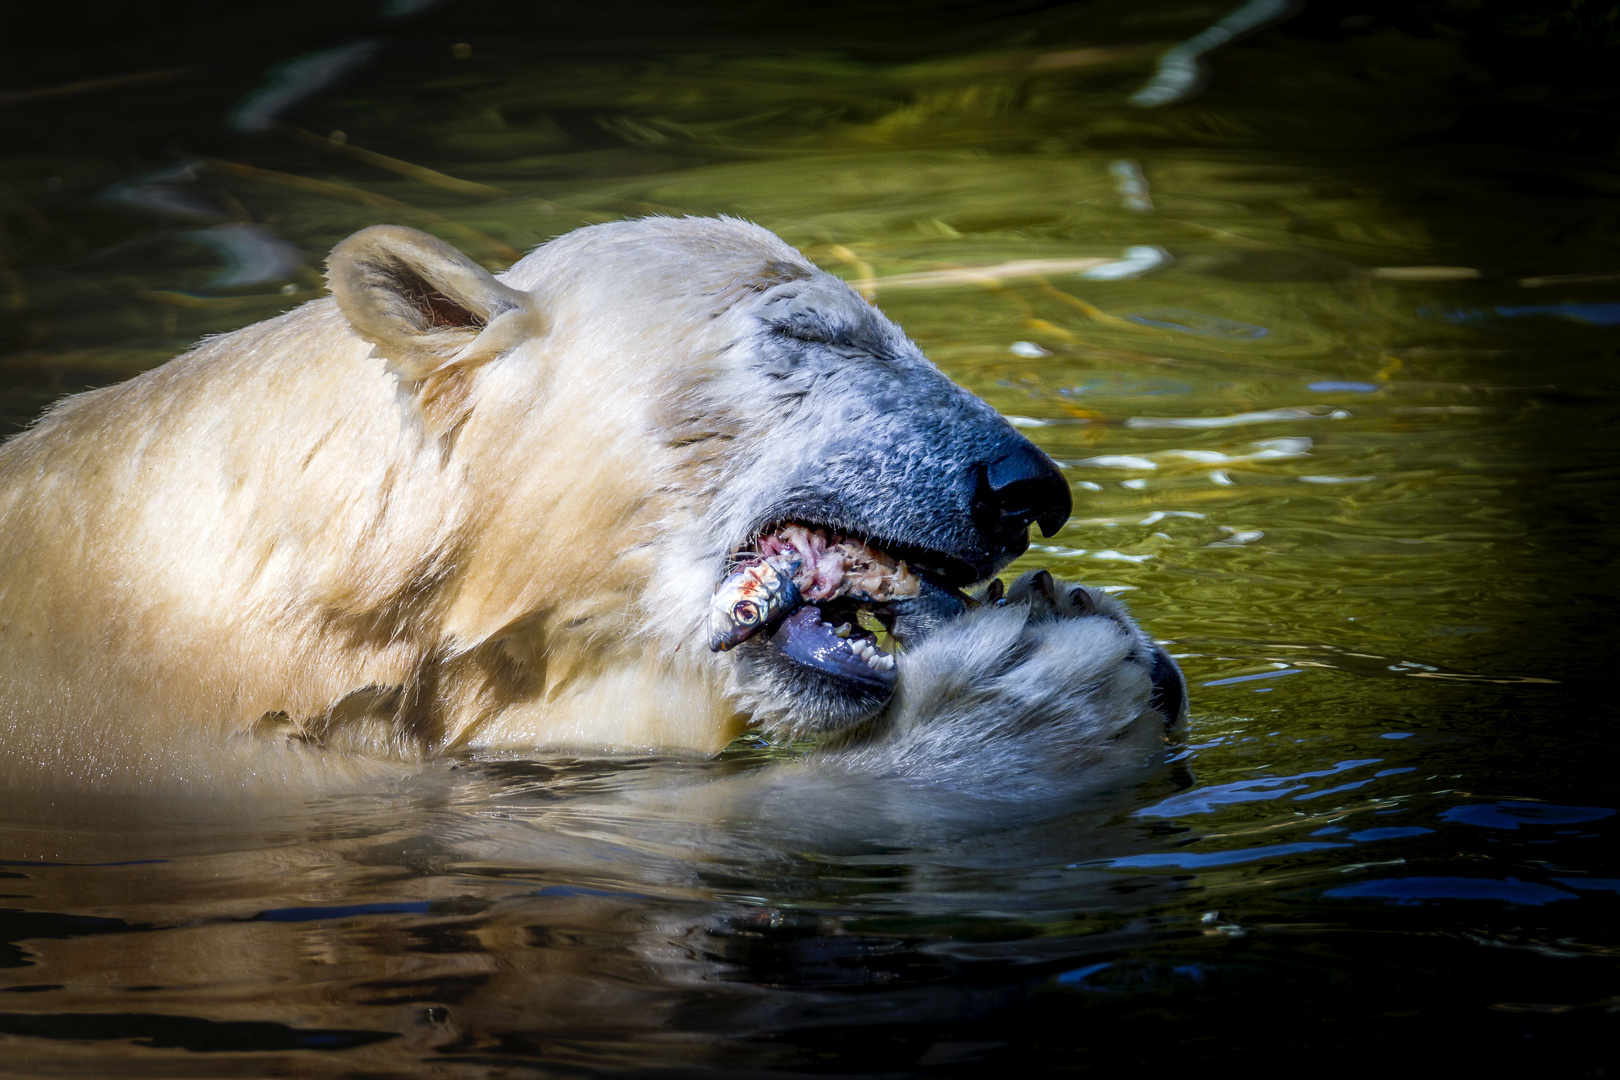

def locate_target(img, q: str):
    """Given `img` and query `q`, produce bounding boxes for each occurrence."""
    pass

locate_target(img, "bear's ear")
[327,225,542,382]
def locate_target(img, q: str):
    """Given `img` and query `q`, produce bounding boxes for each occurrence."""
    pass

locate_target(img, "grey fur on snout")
[711,274,1057,584]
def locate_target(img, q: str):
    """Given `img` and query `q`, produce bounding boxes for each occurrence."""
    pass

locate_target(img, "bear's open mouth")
[709,522,968,693]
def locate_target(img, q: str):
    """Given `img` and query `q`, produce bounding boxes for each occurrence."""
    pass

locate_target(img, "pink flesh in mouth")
[753,524,919,603]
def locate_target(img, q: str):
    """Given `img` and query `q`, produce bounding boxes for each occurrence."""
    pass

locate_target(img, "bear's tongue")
[773,606,897,689]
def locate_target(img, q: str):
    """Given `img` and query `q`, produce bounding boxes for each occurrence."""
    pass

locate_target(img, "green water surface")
[0,1,1616,1074]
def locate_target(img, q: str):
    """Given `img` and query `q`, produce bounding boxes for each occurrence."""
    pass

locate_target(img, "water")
[1,1,1617,1073]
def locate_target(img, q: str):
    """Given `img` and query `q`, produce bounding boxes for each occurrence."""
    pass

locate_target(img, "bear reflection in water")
[0,217,1183,795]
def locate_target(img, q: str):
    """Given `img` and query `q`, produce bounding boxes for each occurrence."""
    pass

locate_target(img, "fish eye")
[733,601,758,621]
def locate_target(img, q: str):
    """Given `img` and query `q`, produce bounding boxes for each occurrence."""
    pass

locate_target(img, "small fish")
[708,554,803,652]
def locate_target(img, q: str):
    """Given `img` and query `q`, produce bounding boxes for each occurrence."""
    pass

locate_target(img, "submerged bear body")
[0,217,1180,794]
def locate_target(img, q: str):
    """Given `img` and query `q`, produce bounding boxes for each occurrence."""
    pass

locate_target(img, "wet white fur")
[825,589,1175,797]
[0,217,1177,795]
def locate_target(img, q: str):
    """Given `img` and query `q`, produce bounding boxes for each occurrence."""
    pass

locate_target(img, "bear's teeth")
[863,651,893,673]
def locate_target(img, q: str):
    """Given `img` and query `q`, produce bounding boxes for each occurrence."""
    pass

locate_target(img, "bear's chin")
[731,632,898,737]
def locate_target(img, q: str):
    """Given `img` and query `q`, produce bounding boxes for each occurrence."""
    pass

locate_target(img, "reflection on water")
[1,0,1617,1071]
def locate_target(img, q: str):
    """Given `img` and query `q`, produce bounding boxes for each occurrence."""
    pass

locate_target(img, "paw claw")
[1031,569,1057,605]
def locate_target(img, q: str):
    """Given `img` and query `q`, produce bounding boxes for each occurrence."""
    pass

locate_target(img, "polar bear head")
[326,217,1069,742]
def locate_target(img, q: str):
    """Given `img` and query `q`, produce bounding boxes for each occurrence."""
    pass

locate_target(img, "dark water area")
[2,0,1618,1074]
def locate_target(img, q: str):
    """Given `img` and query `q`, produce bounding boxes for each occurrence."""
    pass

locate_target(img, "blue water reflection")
[1095,841,1350,870]
[1553,879,1620,893]
[1202,668,1303,687]
[1059,377,1193,397]
[1345,827,1433,842]
[257,901,433,922]
[1326,878,1579,905]
[1439,303,1620,327]
[1307,380,1380,393]
[1438,804,1615,830]
[1135,759,1383,816]
[1055,960,1245,992]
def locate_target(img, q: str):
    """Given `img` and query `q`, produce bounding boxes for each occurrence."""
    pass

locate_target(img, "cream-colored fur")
[0,219,820,792]
[0,217,1180,798]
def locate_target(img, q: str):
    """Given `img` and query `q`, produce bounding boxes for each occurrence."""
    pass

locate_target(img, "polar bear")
[0,217,1181,793]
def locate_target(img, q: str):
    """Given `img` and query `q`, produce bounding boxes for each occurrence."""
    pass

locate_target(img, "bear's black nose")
[973,441,1073,545]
